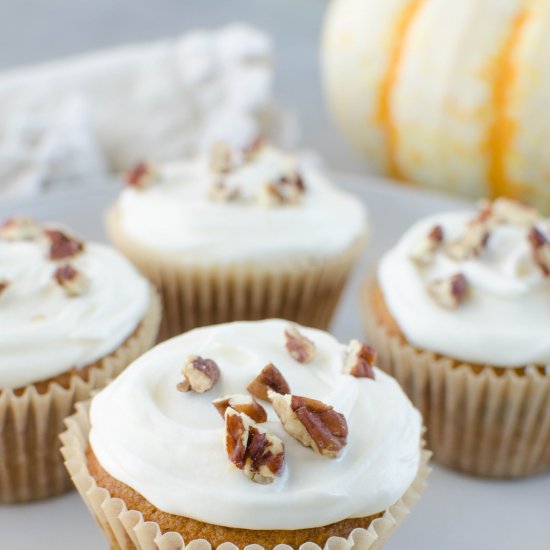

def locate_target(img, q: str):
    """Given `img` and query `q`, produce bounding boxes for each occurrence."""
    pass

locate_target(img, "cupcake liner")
[106,207,366,340]
[60,400,430,550]
[0,288,162,503]
[361,276,550,478]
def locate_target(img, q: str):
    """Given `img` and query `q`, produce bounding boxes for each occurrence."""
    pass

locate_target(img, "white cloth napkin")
[0,24,298,200]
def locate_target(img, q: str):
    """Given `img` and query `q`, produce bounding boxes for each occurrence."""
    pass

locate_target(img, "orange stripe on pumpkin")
[376,0,423,181]
[487,8,529,200]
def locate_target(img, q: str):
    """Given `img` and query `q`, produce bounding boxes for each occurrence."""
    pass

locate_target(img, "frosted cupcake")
[106,141,368,339]
[61,319,428,549]
[0,217,161,502]
[362,198,550,477]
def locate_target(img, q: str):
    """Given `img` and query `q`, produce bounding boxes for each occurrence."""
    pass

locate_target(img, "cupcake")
[106,141,368,340]
[0,217,161,502]
[362,198,550,477]
[61,319,428,549]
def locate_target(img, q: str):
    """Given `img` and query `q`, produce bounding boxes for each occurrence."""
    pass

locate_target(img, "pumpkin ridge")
[487,7,530,200]
[376,0,424,181]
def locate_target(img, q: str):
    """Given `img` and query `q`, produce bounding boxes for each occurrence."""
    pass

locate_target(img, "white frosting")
[0,232,150,389]
[116,146,368,264]
[89,319,422,530]
[379,210,550,367]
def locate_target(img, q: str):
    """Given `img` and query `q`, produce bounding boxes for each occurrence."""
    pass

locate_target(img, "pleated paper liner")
[106,207,366,340]
[361,276,550,478]
[0,288,162,503]
[61,400,430,550]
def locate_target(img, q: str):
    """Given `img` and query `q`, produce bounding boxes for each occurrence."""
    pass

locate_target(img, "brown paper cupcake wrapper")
[61,400,430,550]
[106,207,366,340]
[0,288,162,503]
[361,277,550,478]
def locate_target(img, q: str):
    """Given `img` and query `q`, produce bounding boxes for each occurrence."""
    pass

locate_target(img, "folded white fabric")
[0,24,297,200]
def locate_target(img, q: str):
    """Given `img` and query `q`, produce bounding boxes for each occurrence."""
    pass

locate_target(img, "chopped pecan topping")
[177,355,220,393]
[268,391,348,458]
[410,224,444,264]
[257,181,285,206]
[428,273,469,309]
[257,171,305,207]
[225,407,252,469]
[475,202,494,224]
[126,162,158,189]
[492,197,539,225]
[285,326,315,364]
[244,425,285,484]
[243,136,266,161]
[430,225,444,241]
[446,219,490,261]
[0,216,41,241]
[224,408,285,484]
[0,281,9,296]
[344,340,376,379]
[213,394,267,423]
[247,363,290,401]
[53,264,89,297]
[210,141,233,174]
[528,227,550,276]
[45,229,84,261]
[207,180,240,203]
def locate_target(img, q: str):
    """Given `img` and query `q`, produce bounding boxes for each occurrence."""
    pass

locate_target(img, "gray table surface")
[0,174,549,550]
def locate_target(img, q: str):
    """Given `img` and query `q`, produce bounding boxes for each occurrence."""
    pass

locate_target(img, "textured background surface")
[0,0,367,173]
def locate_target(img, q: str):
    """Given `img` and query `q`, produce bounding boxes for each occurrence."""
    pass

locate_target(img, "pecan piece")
[528,227,550,276]
[344,340,376,379]
[225,407,253,469]
[53,264,89,297]
[492,197,539,225]
[257,171,305,207]
[213,394,267,423]
[243,136,266,161]
[257,181,286,207]
[224,408,285,484]
[244,425,285,484]
[446,219,490,261]
[177,355,220,393]
[247,363,290,401]
[210,141,233,174]
[268,391,348,458]
[0,280,9,297]
[207,180,240,203]
[428,273,469,309]
[125,162,158,189]
[410,224,444,264]
[0,216,41,241]
[475,202,494,224]
[285,326,315,364]
[45,229,84,261]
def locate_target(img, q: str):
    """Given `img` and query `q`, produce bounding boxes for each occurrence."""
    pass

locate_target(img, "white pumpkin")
[323,0,550,211]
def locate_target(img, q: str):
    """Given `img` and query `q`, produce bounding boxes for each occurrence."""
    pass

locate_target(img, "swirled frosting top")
[379,198,550,367]
[0,218,150,389]
[115,144,368,264]
[89,319,422,529]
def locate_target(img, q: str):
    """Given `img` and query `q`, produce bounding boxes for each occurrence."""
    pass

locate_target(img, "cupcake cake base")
[107,207,365,340]
[362,277,550,478]
[62,400,430,550]
[0,288,162,503]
